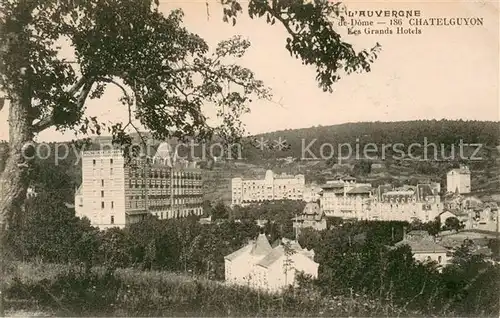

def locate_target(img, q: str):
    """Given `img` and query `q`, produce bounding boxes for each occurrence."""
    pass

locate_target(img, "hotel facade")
[365,183,442,222]
[318,176,442,223]
[319,177,372,219]
[231,170,305,206]
[75,143,203,230]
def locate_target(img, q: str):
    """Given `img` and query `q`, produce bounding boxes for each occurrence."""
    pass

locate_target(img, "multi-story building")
[319,176,372,219]
[446,165,471,194]
[231,170,305,206]
[367,183,442,222]
[75,143,203,230]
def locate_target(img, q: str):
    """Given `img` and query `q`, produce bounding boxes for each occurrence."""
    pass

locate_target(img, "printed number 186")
[390,19,403,26]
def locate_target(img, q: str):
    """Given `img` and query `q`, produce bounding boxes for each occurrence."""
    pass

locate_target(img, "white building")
[231,170,305,206]
[438,210,460,225]
[394,230,450,269]
[319,176,372,219]
[224,234,318,293]
[75,143,203,230]
[367,184,442,223]
[446,165,471,194]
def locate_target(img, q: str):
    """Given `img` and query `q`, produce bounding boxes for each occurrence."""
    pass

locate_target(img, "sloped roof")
[395,239,447,253]
[281,238,303,251]
[303,202,321,215]
[256,245,285,268]
[321,182,344,189]
[224,243,253,261]
[416,184,434,198]
[250,234,272,256]
[257,241,317,268]
[347,185,372,195]
[385,190,414,196]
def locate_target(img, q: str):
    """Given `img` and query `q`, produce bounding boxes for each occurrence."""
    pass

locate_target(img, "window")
[101,201,105,209]
[438,256,442,263]
[110,216,114,224]
[101,179,104,187]
[111,201,114,209]
[101,191,104,197]
[110,158,113,164]
[93,159,96,165]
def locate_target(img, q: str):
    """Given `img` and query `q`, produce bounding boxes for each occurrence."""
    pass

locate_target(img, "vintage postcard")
[0,0,498,316]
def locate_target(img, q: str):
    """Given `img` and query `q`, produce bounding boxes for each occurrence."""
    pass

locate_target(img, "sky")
[0,0,498,142]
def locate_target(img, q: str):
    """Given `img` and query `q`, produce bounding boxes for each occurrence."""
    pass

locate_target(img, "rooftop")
[395,239,448,254]
[256,245,285,268]
[448,166,470,175]
[347,185,372,195]
[303,202,321,215]
[250,233,273,256]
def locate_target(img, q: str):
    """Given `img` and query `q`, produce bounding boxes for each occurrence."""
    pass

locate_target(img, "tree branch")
[32,77,95,133]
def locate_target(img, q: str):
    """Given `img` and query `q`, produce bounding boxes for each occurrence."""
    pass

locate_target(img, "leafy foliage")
[0,0,271,146]
[299,222,500,316]
[223,0,381,92]
[6,192,99,265]
[6,209,500,316]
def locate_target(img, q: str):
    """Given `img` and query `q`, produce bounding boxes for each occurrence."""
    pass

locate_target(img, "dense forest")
[242,120,500,161]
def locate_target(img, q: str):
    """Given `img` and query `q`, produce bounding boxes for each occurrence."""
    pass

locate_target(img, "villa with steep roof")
[224,234,318,292]
[292,202,327,234]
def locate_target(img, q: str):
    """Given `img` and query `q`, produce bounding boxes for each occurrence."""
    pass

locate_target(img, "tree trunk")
[0,97,32,317]
[0,98,32,231]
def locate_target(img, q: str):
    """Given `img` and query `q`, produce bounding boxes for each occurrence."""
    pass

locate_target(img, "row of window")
[152,208,203,219]
[93,158,114,165]
[127,201,203,209]
[129,169,202,180]
[239,185,302,190]
[128,183,201,189]
[128,194,202,200]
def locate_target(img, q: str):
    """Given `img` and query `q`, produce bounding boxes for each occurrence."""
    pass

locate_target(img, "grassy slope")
[5,262,425,317]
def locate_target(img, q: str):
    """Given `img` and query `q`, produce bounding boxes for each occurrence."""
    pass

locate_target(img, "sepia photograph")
[0,0,498,316]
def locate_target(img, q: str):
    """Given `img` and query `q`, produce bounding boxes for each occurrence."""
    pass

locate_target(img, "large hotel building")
[75,142,203,229]
[318,175,442,223]
[231,170,305,206]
